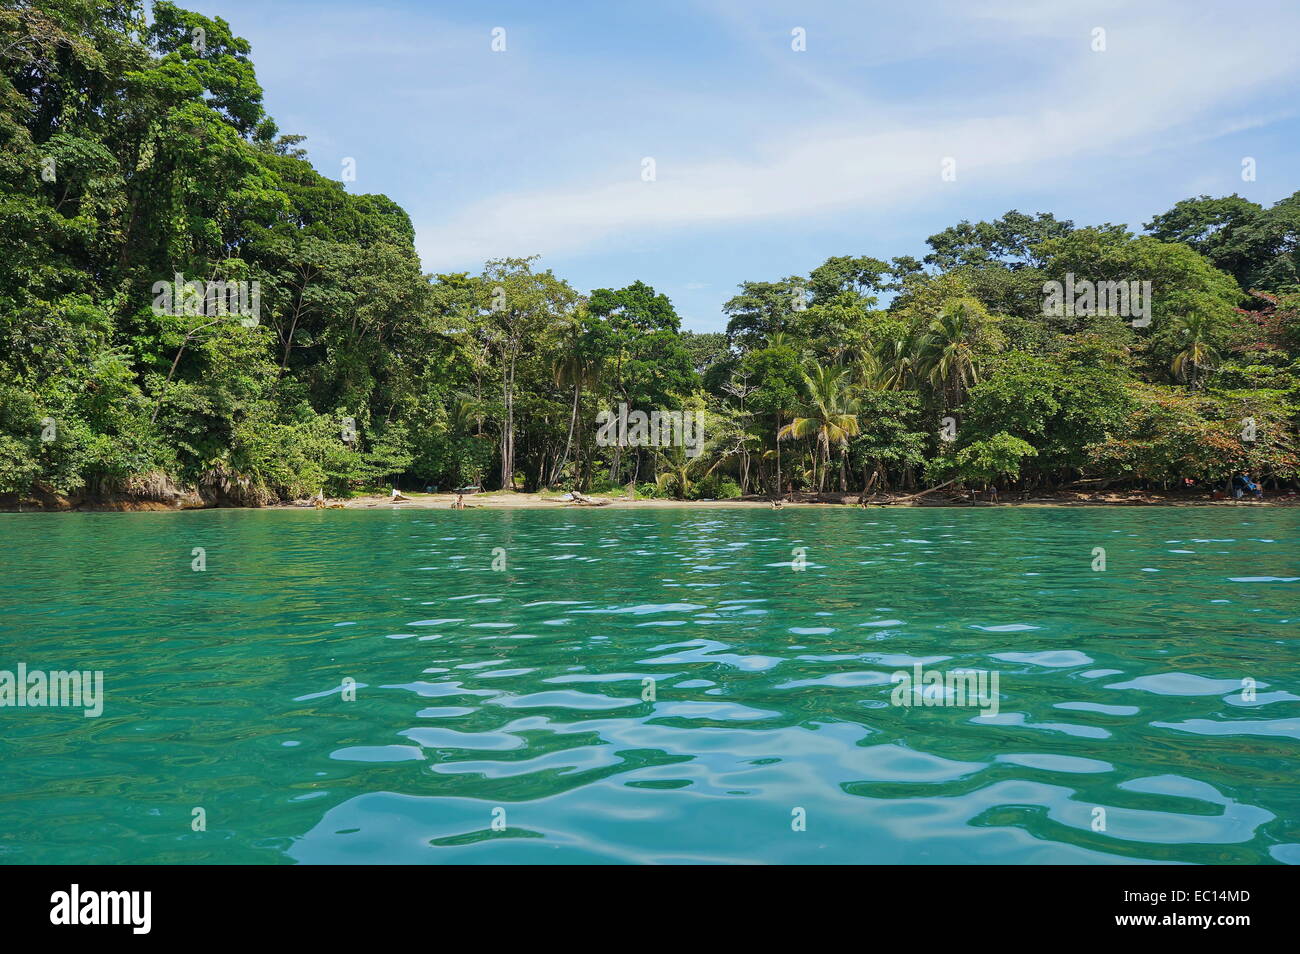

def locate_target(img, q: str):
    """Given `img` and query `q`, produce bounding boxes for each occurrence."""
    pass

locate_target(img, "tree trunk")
[152,340,189,424]
[549,383,581,486]
[817,435,829,492]
[280,302,303,374]
[858,467,880,503]
[500,351,517,490]
[774,412,782,497]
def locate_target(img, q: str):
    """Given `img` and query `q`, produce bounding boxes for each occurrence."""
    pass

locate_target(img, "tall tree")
[479,257,578,490]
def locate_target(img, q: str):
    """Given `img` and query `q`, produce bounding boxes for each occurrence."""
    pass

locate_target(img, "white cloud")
[413,2,1300,271]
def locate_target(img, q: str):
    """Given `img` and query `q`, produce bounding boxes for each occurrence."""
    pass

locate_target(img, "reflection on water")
[0,507,1296,864]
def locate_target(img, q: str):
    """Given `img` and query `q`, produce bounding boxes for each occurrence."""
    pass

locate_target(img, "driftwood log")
[567,491,612,507]
[860,478,963,506]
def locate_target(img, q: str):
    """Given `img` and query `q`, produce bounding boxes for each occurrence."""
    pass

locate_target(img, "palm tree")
[917,298,988,408]
[777,362,860,491]
[654,445,722,500]
[1170,311,1221,389]
[447,393,488,434]
[878,333,920,391]
[766,331,794,351]
[853,347,888,390]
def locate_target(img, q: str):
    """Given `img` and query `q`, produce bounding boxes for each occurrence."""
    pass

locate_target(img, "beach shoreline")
[5,489,1296,513]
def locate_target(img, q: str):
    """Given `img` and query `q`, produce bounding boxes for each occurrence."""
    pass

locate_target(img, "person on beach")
[1231,472,1263,500]
[452,494,465,509]
[391,487,411,502]
[1243,472,1263,499]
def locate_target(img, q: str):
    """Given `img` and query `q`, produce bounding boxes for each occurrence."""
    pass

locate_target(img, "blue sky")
[197,0,1300,331]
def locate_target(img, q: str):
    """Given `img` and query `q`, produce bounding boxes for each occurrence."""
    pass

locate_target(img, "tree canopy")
[3,2,1297,504]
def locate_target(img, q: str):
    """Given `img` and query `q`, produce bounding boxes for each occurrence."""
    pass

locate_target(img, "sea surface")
[1,507,1296,864]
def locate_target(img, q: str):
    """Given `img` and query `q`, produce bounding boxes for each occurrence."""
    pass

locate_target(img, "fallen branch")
[886,478,961,503]
[1059,477,1109,489]
[568,491,612,506]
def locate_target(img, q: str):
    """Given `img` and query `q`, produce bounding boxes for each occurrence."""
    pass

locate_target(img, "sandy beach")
[315,490,1298,511]
[5,488,1295,513]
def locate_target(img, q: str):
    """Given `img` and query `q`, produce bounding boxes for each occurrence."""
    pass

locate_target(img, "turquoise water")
[0,507,1296,865]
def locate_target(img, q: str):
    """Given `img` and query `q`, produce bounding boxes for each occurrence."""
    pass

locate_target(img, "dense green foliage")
[3,2,1298,503]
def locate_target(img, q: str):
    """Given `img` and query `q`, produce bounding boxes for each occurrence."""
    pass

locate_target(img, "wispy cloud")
[414,0,1300,271]
[200,0,1300,326]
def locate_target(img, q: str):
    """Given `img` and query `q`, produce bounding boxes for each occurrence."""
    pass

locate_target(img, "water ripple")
[0,506,1296,864]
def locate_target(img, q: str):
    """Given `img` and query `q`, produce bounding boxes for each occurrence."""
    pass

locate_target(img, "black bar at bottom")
[0,864,1284,941]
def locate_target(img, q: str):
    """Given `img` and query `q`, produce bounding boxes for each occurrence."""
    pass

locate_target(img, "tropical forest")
[4,1,1299,507]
